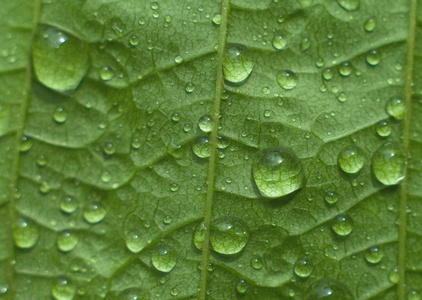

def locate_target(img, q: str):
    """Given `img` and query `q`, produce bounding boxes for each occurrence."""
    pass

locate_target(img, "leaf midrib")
[198,0,230,299]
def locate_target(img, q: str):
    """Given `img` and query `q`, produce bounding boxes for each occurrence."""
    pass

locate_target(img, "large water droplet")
[375,119,391,137]
[192,136,211,158]
[51,277,76,300]
[151,246,177,273]
[252,146,305,198]
[13,218,39,249]
[223,44,253,84]
[198,115,213,132]
[305,278,354,300]
[294,257,313,278]
[57,231,78,252]
[210,216,249,255]
[338,145,365,174]
[336,0,360,11]
[212,14,222,25]
[385,97,405,120]
[193,221,206,250]
[372,143,406,185]
[33,26,88,92]
[277,70,298,90]
[83,202,106,224]
[331,213,353,236]
[364,245,383,264]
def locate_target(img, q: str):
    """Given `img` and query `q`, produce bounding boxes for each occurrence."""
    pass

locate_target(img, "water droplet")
[20,136,33,152]
[57,231,78,252]
[300,38,311,51]
[339,61,352,76]
[252,146,305,198]
[99,66,114,81]
[151,246,177,273]
[217,136,230,149]
[322,68,334,81]
[315,57,325,68]
[103,142,115,155]
[331,213,354,236]
[193,221,206,250]
[183,123,192,132]
[171,112,180,122]
[336,0,360,11]
[250,257,263,270]
[277,70,298,90]
[210,216,249,255]
[125,228,143,253]
[101,171,111,183]
[185,82,195,93]
[13,218,39,249]
[37,154,47,167]
[39,181,51,194]
[51,277,76,300]
[337,92,347,103]
[131,134,142,149]
[324,191,339,204]
[364,246,383,264]
[272,33,288,50]
[192,136,211,158]
[408,290,421,300]
[385,97,405,120]
[305,278,354,300]
[236,279,248,294]
[163,216,172,224]
[375,119,391,137]
[364,18,376,32]
[294,257,313,278]
[366,49,380,66]
[212,14,222,25]
[138,17,146,25]
[129,35,138,46]
[119,288,149,300]
[338,145,365,174]
[53,107,68,123]
[372,143,406,185]
[264,110,271,118]
[198,115,213,132]
[223,44,253,84]
[83,202,106,224]
[33,26,88,92]
[389,266,399,283]
[174,55,184,64]
[170,183,179,192]
[60,196,78,214]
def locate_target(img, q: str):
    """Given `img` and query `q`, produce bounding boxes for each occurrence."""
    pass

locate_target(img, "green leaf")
[1,0,421,299]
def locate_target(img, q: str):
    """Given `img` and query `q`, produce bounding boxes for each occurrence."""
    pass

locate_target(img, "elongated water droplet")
[372,143,406,185]
[272,33,288,50]
[253,146,305,198]
[223,44,253,84]
[277,70,298,90]
[210,216,249,255]
[119,288,150,300]
[364,18,376,32]
[385,97,405,120]
[151,246,177,273]
[305,278,354,300]
[389,266,399,283]
[57,231,78,252]
[193,222,206,250]
[53,107,68,123]
[236,279,248,294]
[294,257,313,278]
[339,62,352,76]
[13,218,39,249]
[33,26,88,92]
[192,136,211,158]
[331,213,353,236]
[366,49,380,66]
[60,196,77,214]
[375,119,391,137]
[51,277,76,300]
[364,245,383,264]
[338,145,364,174]
[83,202,106,224]
[336,0,360,11]
[125,228,143,253]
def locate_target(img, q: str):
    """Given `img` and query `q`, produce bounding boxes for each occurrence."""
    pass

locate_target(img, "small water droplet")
[338,145,365,174]
[236,279,248,294]
[37,154,47,167]
[250,256,263,270]
[223,44,253,84]
[103,142,115,155]
[119,288,149,300]
[300,38,311,51]
[389,266,399,283]
[372,143,406,185]
[53,107,68,123]
[212,14,222,25]
[51,277,76,300]
[174,55,184,64]
[185,82,196,93]
[294,257,313,278]
[99,66,114,81]
[210,216,249,255]
[125,228,143,253]
[331,213,353,236]
[364,245,383,264]
[183,123,192,132]
[192,136,211,158]
[277,70,298,90]
[408,290,421,300]
[385,97,405,120]
[324,190,339,204]
[336,0,360,11]
[366,49,380,66]
[83,202,106,224]
[170,183,179,192]
[152,246,177,273]
[305,278,354,300]
[337,92,347,103]
[272,33,288,50]
[129,35,138,46]
[57,231,78,252]
[364,18,376,32]
[217,136,230,149]
[20,136,33,152]
[60,196,78,214]
[375,119,391,137]
[339,61,352,76]
[198,115,213,132]
[39,181,51,194]
[13,218,39,249]
[322,68,334,81]
[193,221,206,250]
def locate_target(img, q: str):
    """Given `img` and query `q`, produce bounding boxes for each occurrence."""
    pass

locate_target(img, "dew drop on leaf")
[174,55,184,64]
[19,136,33,153]
[300,38,311,51]
[305,278,354,299]
[171,112,181,122]
[217,135,230,149]
[252,146,305,198]
[322,68,334,81]
[364,18,376,32]
[375,119,391,137]
[272,33,288,50]
[37,154,47,167]
[236,279,248,294]
[33,26,88,92]
[337,92,347,103]
[129,35,139,46]
[223,43,253,84]
[250,256,263,270]
[372,143,406,185]
[389,266,399,283]
[103,142,116,155]
[53,107,68,123]
[192,136,211,158]
[83,202,106,224]
[13,217,39,249]
[193,221,206,250]
[294,257,313,278]
[324,191,339,205]
[119,288,150,300]
[51,277,76,300]
[339,61,352,76]
[57,231,78,252]
[99,66,114,81]
[408,290,421,300]
[39,181,51,194]
[185,82,196,93]
[151,246,177,273]
[212,13,222,25]
[198,115,213,132]
[331,213,354,236]
[60,196,77,214]
[277,70,298,90]
[338,145,364,174]
[336,0,360,11]
[210,216,249,255]
[385,97,405,120]
[315,57,325,68]
[364,245,383,264]
[125,228,143,253]
[366,49,380,66]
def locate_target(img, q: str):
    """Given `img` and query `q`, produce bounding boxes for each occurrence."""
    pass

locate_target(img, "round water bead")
[250,256,263,270]
[119,288,150,300]
[386,97,405,120]
[372,143,406,185]
[338,145,365,174]
[57,231,78,252]
[125,228,143,253]
[51,277,76,300]
[253,146,305,198]
[322,68,334,81]
[53,107,68,123]
[277,70,298,90]
[193,221,206,250]
[272,33,288,50]
[185,82,195,93]
[83,202,107,224]
[294,257,313,278]
[364,245,383,264]
[366,49,380,66]
[324,191,339,205]
[339,62,352,76]
[364,18,376,32]
[305,278,354,300]
[151,246,177,272]
[375,119,391,137]
[60,196,77,214]
[198,115,213,132]
[13,218,39,249]
[331,213,354,236]
[223,44,253,84]
[336,0,360,11]
[236,279,248,294]
[99,66,114,81]
[210,216,249,255]
[192,136,211,158]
